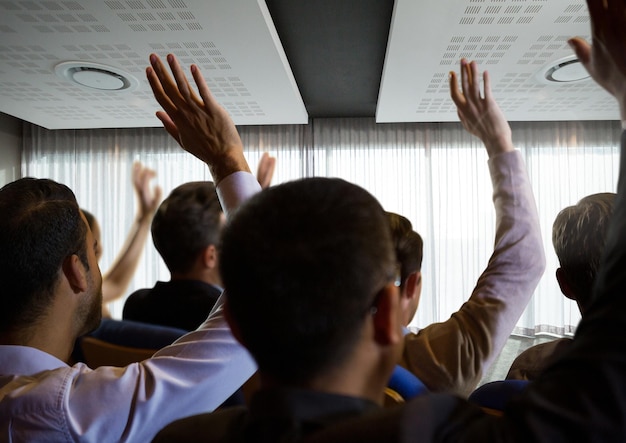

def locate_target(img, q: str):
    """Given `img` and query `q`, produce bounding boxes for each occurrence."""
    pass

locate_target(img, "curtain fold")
[22,119,621,334]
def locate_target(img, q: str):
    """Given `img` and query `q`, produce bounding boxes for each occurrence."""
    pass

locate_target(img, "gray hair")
[552,192,615,311]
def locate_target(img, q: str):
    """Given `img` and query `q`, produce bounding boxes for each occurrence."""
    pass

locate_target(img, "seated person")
[151,10,626,436]
[0,60,260,441]
[152,53,523,441]
[83,161,161,318]
[123,181,224,331]
[394,56,545,396]
[507,192,615,381]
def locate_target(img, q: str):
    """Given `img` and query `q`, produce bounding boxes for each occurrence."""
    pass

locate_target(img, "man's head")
[0,178,102,339]
[151,181,223,276]
[220,177,401,389]
[387,212,424,326]
[552,192,615,314]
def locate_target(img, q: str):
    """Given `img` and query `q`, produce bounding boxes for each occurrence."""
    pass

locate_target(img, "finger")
[469,61,481,102]
[483,70,492,102]
[149,54,183,109]
[191,63,221,113]
[155,111,182,146]
[569,37,592,71]
[132,161,141,184]
[449,70,465,108]
[460,59,471,101]
[146,60,177,114]
[166,54,200,106]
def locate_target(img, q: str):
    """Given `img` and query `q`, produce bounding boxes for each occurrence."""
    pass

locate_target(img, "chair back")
[73,318,187,367]
[80,336,156,368]
[468,379,530,412]
[386,365,429,402]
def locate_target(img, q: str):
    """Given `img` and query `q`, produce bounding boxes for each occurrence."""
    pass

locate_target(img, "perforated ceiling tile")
[0,0,306,129]
[378,0,617,123]
[0,0,617,128]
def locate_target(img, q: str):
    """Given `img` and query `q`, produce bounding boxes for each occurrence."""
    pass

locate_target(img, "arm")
[53,297,255,442]
[101,162,161,316]
[401,59,546,397]
[62,55,261,442]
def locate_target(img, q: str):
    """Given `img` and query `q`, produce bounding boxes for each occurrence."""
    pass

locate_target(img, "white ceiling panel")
[377,0,618,123]
[0,0,307,129]
[0,0,616,129]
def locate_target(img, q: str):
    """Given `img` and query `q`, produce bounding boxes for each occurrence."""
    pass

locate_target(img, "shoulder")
[507,338,573,381]
[124,287,154,303]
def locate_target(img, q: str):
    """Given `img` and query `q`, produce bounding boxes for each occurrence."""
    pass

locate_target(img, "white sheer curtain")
[22,118,621,335]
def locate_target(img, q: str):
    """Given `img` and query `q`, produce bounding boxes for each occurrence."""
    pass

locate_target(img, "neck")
[260,341,393,405]
[1,310,75,363]
[171,267,222,287]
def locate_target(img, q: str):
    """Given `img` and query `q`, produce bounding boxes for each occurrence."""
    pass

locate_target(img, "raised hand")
[449,59,514,157]
[146,53,250,183]
[132,161,161,220]
[256,152,276,189]
[568,0,626,120]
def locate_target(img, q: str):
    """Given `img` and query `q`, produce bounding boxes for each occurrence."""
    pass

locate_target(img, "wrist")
[135,211,154,224]
[208,150,251,185]
[484,135,515,158]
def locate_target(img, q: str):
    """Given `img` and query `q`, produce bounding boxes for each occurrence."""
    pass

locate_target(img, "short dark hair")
[552,192,615,311]
[82,209,97,231]
[387,212,423,285]
[220,177,396,385]
[0,178,88,334]
[151,181,222,274]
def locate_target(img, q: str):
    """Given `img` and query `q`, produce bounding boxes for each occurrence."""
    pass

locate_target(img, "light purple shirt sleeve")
[401,150,546,397]
[0,171,263,443]
[216,171,262,218]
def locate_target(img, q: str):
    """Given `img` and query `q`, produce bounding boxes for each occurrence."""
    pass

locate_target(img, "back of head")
[387,212,423,284]
[151,181,222,274]
[0,178,87,335]
[82,209,96,231]
[220,177,396,386]
[552,192,615,312]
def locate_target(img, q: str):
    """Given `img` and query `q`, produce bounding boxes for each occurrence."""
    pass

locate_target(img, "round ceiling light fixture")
[54,61,139,92]
[536,55,590,84]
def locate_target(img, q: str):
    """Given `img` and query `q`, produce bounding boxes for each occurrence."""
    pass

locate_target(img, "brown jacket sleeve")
[401,150,545,397]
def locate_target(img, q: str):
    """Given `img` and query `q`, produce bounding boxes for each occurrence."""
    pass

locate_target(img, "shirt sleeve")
[216,171,262,218]
[58,172,263,442]
[401,150,546,397]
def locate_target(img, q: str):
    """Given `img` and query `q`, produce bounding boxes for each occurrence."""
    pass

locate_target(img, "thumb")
[568,37,592,72]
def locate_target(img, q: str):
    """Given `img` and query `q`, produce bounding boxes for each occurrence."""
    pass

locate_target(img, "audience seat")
[80,336,156,368]
[74,318,246,407]
[468,380,530,413]
[386,365,429,401]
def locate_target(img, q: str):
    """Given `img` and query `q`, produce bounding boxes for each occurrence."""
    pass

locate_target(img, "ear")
[224,298,246,347]
[371,283,403,346]
[399,271,422,325]
[202,245,218,269]
[556,268,577,301]
[62,254,88,294]
[401,271,421,304]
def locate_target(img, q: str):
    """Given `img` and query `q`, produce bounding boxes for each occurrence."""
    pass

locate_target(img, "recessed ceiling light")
[54,61,139,92]
[536,55,590,84]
